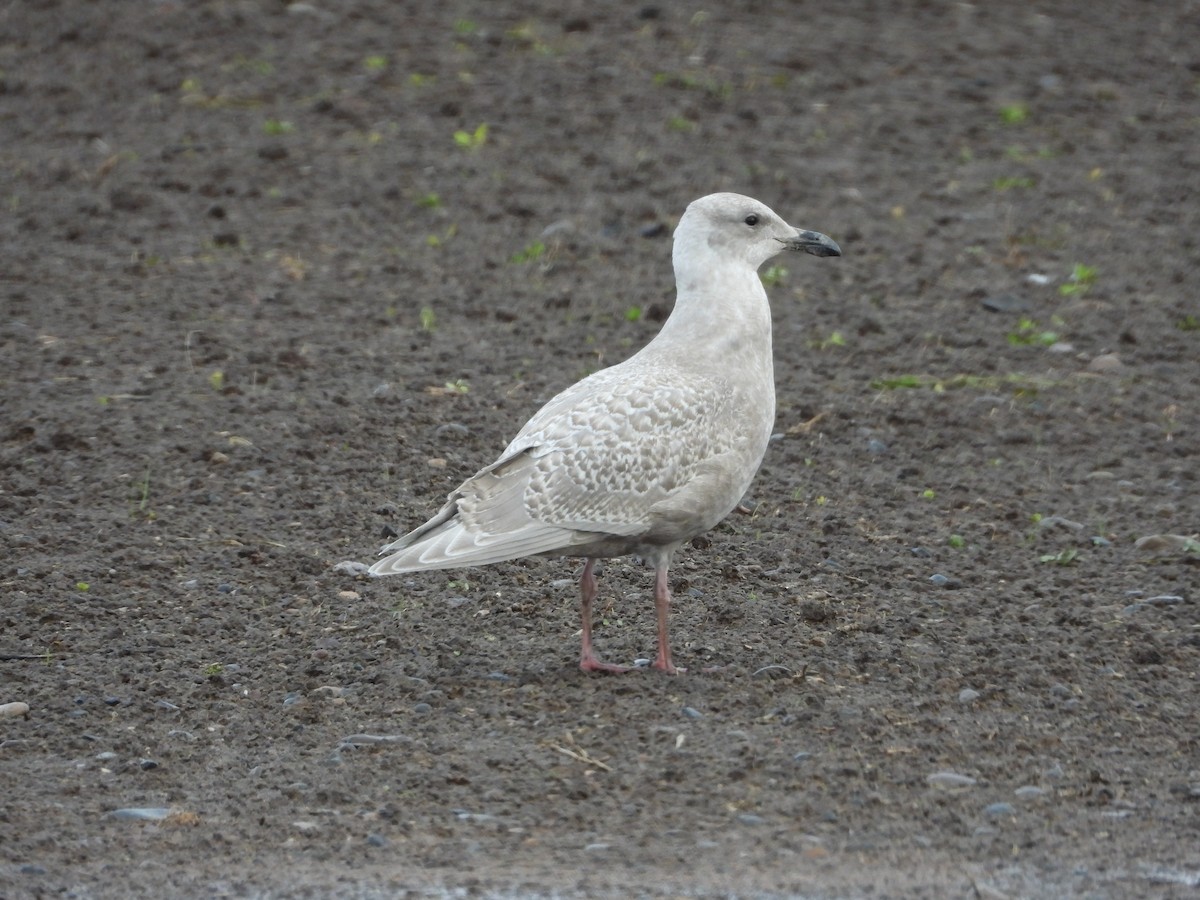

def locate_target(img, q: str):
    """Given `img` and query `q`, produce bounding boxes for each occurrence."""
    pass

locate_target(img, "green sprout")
[1059,263,1097,296]
[134,467,152,518]
[1007,317,1060,347]
[453,122,488,150]
[363,54,388,71]
[1039,548,1078,566]
[510,240,545,263]
[426,224,457,247]
[262,119,294,135]
[813,331,846,350]
[999,103,1029,125]
[419,306,436,331]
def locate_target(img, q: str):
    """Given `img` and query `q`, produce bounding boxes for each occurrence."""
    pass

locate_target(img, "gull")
[370,192,840,674]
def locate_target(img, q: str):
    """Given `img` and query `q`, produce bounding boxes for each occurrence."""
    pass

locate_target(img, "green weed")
[510,240,545,263]
[999,103,1029,125]
[1059,263,1097,296]
[1039,548,1078,566]
[1007,317,1060,347]
[994,175,1036,191]
[453,123,488,150]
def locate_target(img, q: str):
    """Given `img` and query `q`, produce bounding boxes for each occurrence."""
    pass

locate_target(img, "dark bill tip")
[787,229,842,258]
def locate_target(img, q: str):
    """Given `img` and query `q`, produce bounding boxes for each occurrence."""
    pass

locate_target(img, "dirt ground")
[2,1,1198,897]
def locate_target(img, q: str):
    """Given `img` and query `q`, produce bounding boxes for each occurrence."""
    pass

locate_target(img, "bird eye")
[744,214,759,226]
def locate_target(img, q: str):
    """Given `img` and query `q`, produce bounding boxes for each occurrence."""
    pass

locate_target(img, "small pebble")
[681,706,703,719]
[0,701,30,719]
[927,771,977,788]
[1134,534,1195,554]
[332,560,370,576]
[736,814,766,826]
[341,734,410,746]
[367,833,388,848]
[1146,594,1184,606]
[1014,785,1045,799]
[1038,515,1084,531]
[413,702,432,714]
[1087,353,1124,373]
[958,688,981,704]
[138,758,159,771]
[792,751,813,762]
[981,293,1030,313]
[983,802,1016,817]
[453,809,496,823]
[929,573,949,586]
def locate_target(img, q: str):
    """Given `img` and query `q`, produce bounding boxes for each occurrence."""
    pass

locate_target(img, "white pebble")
[927,771,977,788]
[0,702,30,719]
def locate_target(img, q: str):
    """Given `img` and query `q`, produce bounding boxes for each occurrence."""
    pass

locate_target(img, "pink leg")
[651,564,685,674]
[578,558,631,674]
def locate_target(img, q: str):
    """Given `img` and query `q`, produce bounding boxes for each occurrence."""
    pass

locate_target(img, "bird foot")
[579,655,633,674]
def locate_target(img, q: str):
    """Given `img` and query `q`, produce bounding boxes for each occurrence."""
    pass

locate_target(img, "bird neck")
[658,257,774,360]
